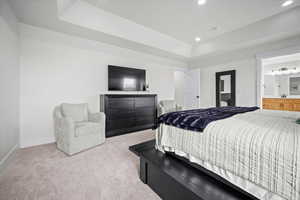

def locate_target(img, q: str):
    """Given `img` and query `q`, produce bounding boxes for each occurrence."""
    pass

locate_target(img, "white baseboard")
[0,144,18,172]
[20,136,55,148]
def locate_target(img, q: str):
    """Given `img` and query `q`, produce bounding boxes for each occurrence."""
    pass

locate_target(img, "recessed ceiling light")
[195,37,201,42]
[210,26,218,31]
[282,0,294,7]
[198,0,207,5]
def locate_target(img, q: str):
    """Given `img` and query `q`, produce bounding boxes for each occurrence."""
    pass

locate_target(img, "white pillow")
[61,103,88,122]
[161,100,176,110]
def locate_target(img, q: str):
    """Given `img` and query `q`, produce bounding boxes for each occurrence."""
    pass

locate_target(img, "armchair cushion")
[75,122,101,137]
[61,103,88,122]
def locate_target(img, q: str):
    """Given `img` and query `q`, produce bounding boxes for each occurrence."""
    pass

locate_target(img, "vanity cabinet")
[262,98,300,111]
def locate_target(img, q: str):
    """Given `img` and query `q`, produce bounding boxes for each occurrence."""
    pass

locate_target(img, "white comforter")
[156,109,300,200]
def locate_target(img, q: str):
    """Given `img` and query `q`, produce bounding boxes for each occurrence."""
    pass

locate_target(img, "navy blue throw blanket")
[158,106,259,132]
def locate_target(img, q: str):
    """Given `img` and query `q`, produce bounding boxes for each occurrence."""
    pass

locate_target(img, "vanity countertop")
[262,98,300,111]
[263,96,300,99]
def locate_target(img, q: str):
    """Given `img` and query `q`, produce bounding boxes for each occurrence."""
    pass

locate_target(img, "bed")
[156,107,300,200]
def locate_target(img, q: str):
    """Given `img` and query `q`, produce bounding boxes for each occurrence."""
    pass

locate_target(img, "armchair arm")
[54,117,75,142]
[88,112,105,123]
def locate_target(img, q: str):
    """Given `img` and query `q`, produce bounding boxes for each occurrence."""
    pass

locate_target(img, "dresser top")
[101,94,157,97]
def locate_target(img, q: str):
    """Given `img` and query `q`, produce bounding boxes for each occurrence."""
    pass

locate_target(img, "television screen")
[108,65,146,91]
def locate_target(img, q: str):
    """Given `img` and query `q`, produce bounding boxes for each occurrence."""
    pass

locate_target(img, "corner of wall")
[0,0,21,170]
[0,144,18,173]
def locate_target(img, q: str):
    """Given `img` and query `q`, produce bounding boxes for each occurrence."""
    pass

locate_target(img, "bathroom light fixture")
[195,37,201,42]
[282,0,294,7]
[270,67,299,75]
[198,0,207,5]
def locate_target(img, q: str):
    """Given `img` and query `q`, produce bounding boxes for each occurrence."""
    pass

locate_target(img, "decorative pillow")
[296,118,300,124]
[61,103,88,122]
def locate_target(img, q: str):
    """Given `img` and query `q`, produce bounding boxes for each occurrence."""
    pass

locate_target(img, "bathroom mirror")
[290,77,300,95]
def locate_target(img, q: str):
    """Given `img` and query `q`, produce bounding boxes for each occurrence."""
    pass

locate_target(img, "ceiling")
[83,0,300,44]
[10,0,193,60]
[8,0,300,63]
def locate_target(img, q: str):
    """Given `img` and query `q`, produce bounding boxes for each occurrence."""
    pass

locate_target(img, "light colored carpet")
[0,130,161,200]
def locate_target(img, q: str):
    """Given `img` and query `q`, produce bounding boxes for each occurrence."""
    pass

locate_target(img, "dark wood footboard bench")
[129,140,259,200]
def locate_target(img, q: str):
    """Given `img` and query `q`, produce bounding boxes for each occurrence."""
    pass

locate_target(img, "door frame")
[216,70,236,107]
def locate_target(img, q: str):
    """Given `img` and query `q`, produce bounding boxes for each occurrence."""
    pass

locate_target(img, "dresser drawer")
[107,97,134,110]
[107,118,135,130]
[108,109,135,120]
[135,97,155,108]
[135,107,155,117]
[135,116,155,126]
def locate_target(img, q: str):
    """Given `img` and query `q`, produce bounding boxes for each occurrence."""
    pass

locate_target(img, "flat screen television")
[108,65,146,91]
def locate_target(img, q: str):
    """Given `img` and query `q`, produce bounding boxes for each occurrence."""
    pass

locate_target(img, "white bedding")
[156,109,300,200]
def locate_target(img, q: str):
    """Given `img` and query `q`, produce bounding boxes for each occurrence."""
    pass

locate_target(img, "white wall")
[264,75,278,96]
[199,59,257,108]
[191,35,300,108]
[19,24,186,148]
[0,0,19,166]
[174,71,186,107]
[184,69,201,109]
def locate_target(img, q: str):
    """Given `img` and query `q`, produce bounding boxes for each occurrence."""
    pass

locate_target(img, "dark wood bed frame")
[129,140,259,200]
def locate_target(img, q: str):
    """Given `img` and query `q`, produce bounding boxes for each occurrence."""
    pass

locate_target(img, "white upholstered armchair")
[53,103,105,155]
[158,100,183,116]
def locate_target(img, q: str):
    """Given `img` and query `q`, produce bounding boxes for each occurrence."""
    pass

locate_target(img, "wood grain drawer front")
[293,103,300,111]
[263,98,284,103]
[283,103,294,111]
[285,99,300,105]
[262,98,300,111]
[108,109,135,120]
[135,97,155,108]
[136,116,155,126]
[263,103,283,110]
[107,118,135,130]
[135,107,155,117]
[107,98,134,110]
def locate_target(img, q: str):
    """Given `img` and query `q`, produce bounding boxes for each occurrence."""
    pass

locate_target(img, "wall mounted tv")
[108,65,146,91]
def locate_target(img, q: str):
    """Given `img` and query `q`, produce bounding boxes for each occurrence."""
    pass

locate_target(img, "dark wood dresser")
[100,94,157,137]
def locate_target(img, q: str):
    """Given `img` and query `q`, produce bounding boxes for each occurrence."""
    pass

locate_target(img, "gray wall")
[199,59,257,108]
[0,0,20,164]
[190,35,300,108]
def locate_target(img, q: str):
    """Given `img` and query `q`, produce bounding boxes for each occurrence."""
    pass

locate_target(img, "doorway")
[216,70,236,107]
[174,69,201,110]
[259,52,300,111]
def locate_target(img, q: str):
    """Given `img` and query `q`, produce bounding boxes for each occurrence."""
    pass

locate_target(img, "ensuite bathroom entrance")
[260,52,300,111]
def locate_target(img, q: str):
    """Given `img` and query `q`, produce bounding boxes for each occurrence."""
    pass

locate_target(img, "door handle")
[196,96,200,99]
